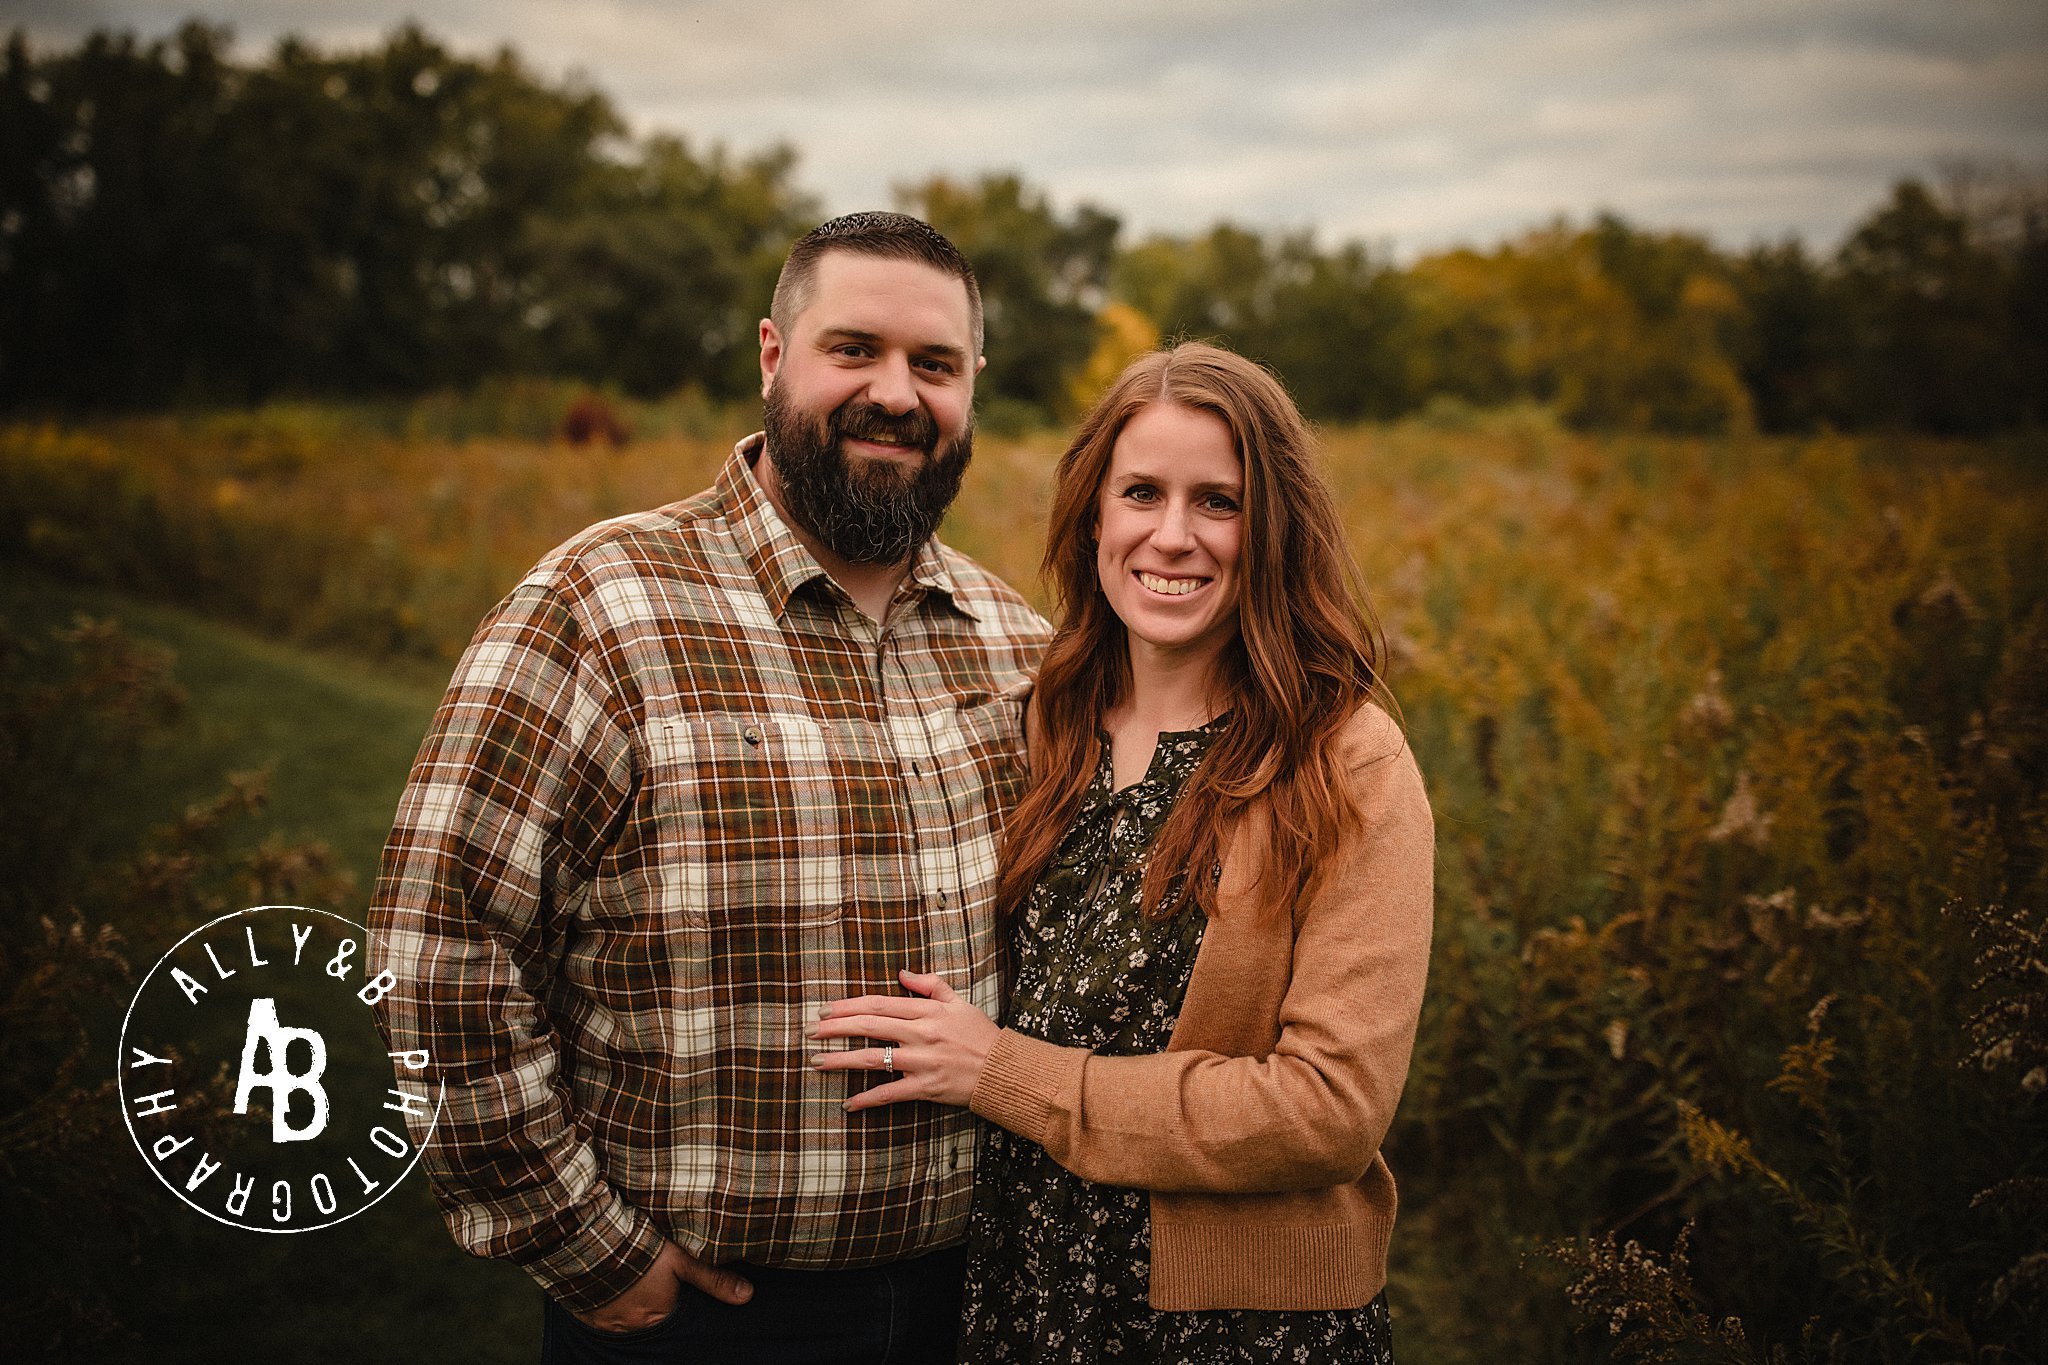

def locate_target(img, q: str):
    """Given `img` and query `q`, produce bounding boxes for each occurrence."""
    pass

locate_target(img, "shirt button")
[742,725,762,746]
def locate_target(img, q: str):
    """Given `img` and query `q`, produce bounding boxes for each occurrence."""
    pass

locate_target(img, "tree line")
[4,21,2044,434]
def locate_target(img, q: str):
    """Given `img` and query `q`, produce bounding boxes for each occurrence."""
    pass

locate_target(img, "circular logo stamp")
[116,905,443,1233]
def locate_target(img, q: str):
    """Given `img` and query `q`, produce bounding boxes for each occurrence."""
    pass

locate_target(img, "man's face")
[758,252,983,565]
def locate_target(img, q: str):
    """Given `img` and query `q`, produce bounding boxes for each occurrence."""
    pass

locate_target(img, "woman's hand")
[808,970,998,1111]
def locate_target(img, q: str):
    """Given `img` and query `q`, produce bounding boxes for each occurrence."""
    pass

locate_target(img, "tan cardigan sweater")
[968,702,1435,1311]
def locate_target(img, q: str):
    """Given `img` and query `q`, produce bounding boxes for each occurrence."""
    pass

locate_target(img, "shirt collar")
[716,433,977,623]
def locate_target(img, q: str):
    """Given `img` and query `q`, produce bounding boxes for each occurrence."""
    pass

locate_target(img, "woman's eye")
[1203,494,1240,513]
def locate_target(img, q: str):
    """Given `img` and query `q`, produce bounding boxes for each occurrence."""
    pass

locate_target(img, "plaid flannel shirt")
[369,436,1051,1311]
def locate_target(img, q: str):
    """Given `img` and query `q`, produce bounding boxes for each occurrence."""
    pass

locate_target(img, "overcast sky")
[9,0,2046,255]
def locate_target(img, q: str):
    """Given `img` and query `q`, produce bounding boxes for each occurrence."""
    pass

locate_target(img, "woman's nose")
[1150,502,1196,552]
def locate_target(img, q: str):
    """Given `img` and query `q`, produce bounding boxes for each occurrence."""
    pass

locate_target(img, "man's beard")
[761,383,973,565]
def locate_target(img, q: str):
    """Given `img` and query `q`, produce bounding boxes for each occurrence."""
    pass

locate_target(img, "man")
[370,212,1051,1363]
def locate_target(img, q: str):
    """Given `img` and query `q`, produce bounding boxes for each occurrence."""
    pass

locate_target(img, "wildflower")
[1805,993,1837,1031]
[1806,904,1867,931]
[1707,771,1774,848]
[1682,668,1733,734]
[1915,570,1981,621]
[1743,888,1797,949]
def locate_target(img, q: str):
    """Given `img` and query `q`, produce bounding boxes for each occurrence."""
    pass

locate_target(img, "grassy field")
[3,406,2045,1362]
[0,571,443,888]
[0,574,532,1363]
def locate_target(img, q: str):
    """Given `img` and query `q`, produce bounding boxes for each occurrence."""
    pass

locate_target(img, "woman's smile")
[1136,571,1211,596]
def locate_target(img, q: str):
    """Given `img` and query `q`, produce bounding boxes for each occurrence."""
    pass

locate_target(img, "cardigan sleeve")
[969,709,1434,1194]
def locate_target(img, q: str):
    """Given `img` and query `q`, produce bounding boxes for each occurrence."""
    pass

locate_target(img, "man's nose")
[865,353,917,415]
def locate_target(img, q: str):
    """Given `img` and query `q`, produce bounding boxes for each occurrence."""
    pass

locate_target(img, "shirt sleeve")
[368,579,664,1312]
[968,727,1435,1195]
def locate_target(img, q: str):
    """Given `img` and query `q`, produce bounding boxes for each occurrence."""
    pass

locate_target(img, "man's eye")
[915,358,955,375]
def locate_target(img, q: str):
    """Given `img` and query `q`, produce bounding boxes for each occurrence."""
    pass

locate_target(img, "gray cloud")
[7,0,2044,254]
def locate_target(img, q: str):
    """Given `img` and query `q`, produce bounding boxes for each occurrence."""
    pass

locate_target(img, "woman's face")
[1094,402,1245,675]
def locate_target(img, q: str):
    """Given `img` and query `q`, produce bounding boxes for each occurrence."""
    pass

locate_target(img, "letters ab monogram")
[233,998,331,1143]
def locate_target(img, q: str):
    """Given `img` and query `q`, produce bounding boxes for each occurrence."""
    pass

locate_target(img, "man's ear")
[759,318,783,400]
[975,354,986,376]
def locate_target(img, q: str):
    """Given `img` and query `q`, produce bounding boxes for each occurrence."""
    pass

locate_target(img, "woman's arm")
[812,713,1434,1196]
[973,731,1433,1194]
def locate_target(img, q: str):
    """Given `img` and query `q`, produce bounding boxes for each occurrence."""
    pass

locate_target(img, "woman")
[810,342,1434,1362]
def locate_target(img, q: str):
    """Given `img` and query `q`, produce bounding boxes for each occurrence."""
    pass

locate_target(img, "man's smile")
[844,433,923,454]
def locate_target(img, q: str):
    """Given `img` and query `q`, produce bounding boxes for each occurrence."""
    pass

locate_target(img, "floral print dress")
[959,718,1393,1364]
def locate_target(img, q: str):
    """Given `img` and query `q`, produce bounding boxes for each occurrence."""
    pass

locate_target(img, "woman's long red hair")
[995,342,1392,925]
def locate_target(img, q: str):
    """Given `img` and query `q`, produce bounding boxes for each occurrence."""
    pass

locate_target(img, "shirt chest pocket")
[643,714,846,928]
[947,690,1032,824]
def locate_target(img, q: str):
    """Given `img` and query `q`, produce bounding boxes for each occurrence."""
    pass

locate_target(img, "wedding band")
[882,1046,894,1072]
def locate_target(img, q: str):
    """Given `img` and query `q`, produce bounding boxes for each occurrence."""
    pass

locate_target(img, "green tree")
[1112,225,1421,421]
[0,22,259,405]
[0,22,812,408]
[1114,223,1272,341]
[898,173,1120,425]
[1402,249,1522,410]
[1403,219,1753,433]
[1242,234,1419,422]
[2014,215,2048,428]
[520,137,814,398]
[1834,180,2018,434]
[1731,239,1843,433]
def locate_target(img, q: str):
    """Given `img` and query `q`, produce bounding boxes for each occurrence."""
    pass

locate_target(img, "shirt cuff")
[521,1191,667,1313]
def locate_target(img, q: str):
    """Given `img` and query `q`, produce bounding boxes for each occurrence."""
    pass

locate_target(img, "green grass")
[0,571,445,893]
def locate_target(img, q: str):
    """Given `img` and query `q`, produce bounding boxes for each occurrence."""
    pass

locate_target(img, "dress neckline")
[1087,711,1232,803]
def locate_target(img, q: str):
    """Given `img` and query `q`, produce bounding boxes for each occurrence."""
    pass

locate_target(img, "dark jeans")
[539,1246,966,1365]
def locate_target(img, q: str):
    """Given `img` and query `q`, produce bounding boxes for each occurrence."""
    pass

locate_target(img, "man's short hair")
[770,211,984,356]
